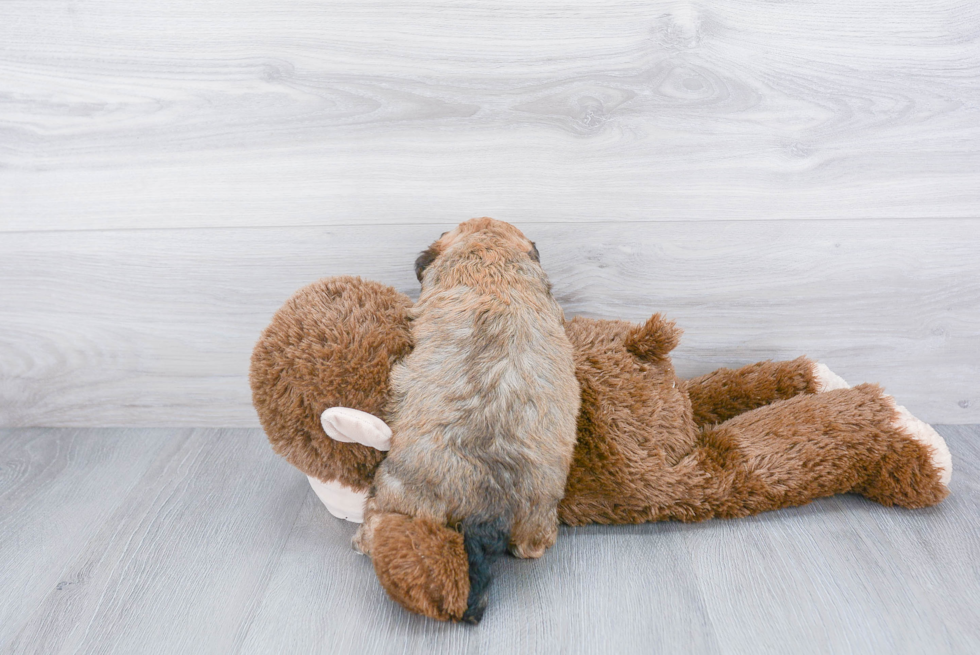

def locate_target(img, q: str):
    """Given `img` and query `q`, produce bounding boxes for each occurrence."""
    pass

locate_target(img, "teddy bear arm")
[685,356,820,427]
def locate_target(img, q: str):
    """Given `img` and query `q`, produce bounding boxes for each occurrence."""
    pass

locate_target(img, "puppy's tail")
[461,518,511,624]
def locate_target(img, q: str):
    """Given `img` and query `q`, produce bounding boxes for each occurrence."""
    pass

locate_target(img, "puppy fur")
[353,219,580,581]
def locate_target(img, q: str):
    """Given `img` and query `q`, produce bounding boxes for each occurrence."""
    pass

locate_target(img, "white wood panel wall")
[1,221,977,426]
[1,1,978,426]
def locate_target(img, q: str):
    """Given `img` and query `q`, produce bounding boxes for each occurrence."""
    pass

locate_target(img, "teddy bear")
[250,274,952,623]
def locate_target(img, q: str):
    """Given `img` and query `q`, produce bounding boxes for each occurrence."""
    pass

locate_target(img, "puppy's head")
[415,218,539,283]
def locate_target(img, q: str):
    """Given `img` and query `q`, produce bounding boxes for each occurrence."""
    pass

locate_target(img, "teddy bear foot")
[813,362,850,392]
[891,403,953,488]
[307,476,368,523]
[857,393,952,509]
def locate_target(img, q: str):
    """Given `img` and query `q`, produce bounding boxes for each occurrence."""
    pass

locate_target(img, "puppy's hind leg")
[509,504,560,559]
[351,498,381,555]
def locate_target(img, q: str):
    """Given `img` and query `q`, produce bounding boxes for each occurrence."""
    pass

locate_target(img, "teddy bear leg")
[811,362,850,391]
[367,512,471,622]
[355,492,473,622]
[859,401,952,504]
[685,356,850,427]
[692,384,951,518]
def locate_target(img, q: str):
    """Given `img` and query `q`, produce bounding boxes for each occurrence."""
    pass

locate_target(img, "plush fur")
[250,272,951,623]
[250,277,412,491]
[369,513,470,622]
[686,357,821,427]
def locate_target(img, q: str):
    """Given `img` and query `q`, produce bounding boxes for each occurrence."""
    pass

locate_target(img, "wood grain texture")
[1,426,978,654]
[1,428,308,655]
[1,0,979,231]
[0,429,172,641]
[1,220,977,427]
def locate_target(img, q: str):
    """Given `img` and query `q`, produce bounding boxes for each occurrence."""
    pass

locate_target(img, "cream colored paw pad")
[813,363,850,392]
[891,403,953,487]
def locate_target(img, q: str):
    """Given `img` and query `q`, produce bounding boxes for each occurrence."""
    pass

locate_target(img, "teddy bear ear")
[625,313,682,361]
[528,241,540,262]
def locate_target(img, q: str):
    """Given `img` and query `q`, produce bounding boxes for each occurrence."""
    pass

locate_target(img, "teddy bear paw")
[891,404,953,487]
[813,362,851,392]
[307,475,368,523]
[321,407,392,451]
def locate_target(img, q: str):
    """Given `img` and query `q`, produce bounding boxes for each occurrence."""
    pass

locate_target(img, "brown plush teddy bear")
[250,274,952,623]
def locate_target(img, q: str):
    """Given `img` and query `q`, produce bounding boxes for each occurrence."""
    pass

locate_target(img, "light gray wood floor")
[2,427,978,655]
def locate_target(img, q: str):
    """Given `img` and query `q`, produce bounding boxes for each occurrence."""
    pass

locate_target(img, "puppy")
[352,218,580,621]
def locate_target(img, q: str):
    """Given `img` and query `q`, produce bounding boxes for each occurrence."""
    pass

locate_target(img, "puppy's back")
[364,220,580,622]
[384,228,579,524]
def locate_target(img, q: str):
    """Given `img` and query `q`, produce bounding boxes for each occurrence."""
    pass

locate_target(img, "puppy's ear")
[415,245,440,283]
[528,242,540,262]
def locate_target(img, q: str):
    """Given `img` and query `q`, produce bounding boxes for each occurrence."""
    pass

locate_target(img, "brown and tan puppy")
[351,218,580,622]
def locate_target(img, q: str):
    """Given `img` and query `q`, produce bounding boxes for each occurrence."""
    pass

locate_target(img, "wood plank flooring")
[2,426,978,654]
